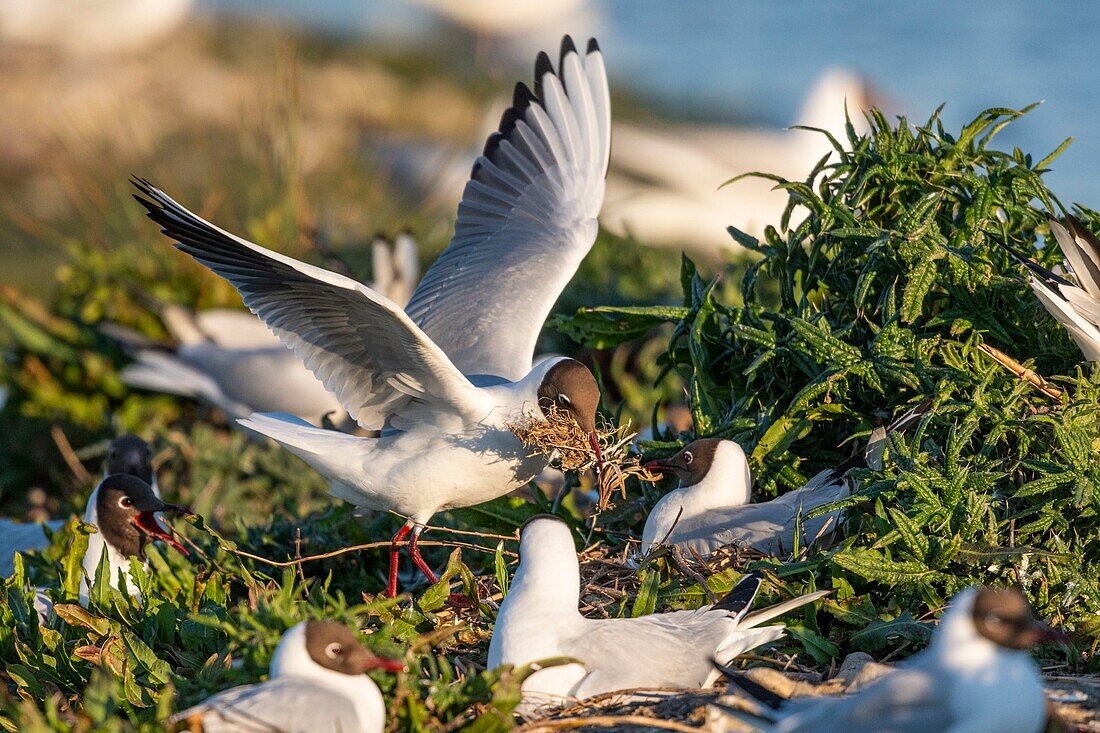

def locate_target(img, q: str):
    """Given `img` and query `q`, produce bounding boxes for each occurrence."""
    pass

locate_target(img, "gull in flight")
[133,36,611,596]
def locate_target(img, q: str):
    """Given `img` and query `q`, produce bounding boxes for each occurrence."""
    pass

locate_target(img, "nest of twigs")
[507,405,660,511]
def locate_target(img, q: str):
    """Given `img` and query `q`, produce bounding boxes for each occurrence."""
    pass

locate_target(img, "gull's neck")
[931,588,1017,672]
[680,442,752,509]
[80,485,140,603]
[270,622,385,728]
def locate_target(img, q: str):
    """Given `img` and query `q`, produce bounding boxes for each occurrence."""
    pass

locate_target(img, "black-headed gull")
[133,36,611,596]
[719,586,1061,733]
[13,473,191,620]
[487,516,830,712]
[640,402,930,559]
[1,434,160,578]
[120,234,419,425]
[1016,214,1100,361]
[76,473,191,604]
[172,620,405,733]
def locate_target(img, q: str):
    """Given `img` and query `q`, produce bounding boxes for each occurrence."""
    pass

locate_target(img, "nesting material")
[506,406,660,511]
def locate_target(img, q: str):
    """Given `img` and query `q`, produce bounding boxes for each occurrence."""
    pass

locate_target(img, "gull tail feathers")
[238,413,369,499]
[705,626,788,688]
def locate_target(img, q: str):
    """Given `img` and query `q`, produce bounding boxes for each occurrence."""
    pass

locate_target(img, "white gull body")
[488,516,829,713]
[121,234,419,425]
[722,587,1049,733]
[172,621,390,733]
[640,438,865,559]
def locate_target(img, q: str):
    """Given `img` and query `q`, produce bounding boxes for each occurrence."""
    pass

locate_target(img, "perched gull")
[639,401,930,559]
[719,586,1062,733]
[1013,214,1100,361]
[172,620,405,733]
[10,473,191,620]
[1,434,160,578]
[75,473,191,603]
[120,234,419,425]
[487,516,830,712]
[133,36,611,596]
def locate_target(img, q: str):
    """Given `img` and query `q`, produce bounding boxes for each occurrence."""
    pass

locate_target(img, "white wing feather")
[133,180,483,431]
[404,37,611,381]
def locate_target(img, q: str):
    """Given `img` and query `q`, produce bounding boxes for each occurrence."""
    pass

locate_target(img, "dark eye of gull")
[326,643,344,659]
[683,451,694,465]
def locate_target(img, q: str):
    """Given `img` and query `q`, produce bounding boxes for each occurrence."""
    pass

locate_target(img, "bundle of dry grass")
[506,405,660,511]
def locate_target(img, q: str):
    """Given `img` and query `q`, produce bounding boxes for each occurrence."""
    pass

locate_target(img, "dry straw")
[507,404,660,511]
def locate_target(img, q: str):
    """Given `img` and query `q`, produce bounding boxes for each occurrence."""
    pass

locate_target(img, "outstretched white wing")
[133,180,484,431]
[404,36,611,382]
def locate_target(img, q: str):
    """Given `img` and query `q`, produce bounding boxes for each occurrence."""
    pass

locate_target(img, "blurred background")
[2,0,1095,292]
[0,0,1096,518]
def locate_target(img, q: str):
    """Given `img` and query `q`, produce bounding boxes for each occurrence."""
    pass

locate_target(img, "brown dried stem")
[978,343,1063,401]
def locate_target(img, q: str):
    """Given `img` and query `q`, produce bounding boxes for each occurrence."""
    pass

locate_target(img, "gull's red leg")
[409,526,475,609]
[385,522,413,597]
[408,526,439,584]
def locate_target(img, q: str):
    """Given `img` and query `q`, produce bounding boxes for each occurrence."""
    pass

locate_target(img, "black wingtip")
[534,50,553,100]
[713,570,763,614]
[559,35,577,69]
[586,37,600,54]
[717,665,787,711]
[512,81,535,111]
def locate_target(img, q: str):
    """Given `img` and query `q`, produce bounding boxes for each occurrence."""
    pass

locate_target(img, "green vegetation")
[1,99,1097,731]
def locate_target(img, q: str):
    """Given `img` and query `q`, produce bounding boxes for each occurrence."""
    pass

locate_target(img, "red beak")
[643,459,666,474]
[589,432,603,471]
[132,509,190,555]
[364,655,407,673]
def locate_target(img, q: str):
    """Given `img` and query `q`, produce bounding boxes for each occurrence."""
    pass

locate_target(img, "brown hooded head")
[643,438,722,487]
[95,474,191,558]
[537,359,600,435]
[972,587,1063,650]
[304,621,406,674]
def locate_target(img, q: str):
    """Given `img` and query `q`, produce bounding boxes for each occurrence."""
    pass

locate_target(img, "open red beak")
[642,459,666,474]
[133,508,191,555]
[364,655,407,673]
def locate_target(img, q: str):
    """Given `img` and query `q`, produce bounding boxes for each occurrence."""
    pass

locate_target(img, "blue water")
[202,0,1100,205]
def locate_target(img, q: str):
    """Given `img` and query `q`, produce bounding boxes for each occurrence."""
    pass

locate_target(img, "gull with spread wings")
[132,36,610,597]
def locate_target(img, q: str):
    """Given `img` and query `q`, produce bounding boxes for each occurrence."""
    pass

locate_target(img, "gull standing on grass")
[639,401,930,559]
[120,234,419,426]
[717,586,1062,733]
[133,36,611,597]
[487,516,830,712]
[1,434,161,578]
[172,620,405,733]
[1013,214,1100,361]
